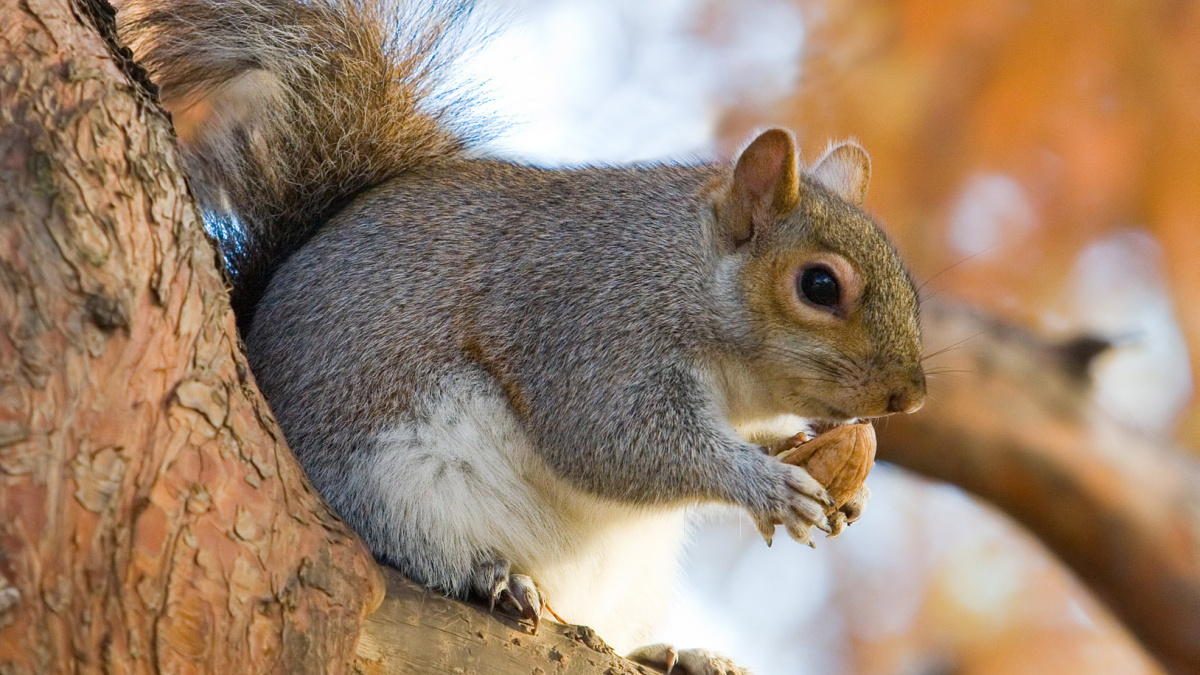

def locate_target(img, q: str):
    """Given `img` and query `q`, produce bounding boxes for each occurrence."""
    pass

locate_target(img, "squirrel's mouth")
[808,401,858,428]
[808,418,855,436]
[768,416,867,458]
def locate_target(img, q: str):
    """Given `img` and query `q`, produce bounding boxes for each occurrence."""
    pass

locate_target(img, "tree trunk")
[0,0,383,671]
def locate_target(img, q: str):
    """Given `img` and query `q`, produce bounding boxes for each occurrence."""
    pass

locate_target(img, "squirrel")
[118,0,926,671]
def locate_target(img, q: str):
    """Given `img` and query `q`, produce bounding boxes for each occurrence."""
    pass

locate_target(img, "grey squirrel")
[119,0,926,670]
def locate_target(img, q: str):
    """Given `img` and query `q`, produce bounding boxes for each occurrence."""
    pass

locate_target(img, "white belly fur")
[368,376,686,653]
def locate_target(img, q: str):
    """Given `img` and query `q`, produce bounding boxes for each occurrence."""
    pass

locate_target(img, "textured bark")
[0,0,383,672]
[356,568,649,675]
[878,302,1200,674]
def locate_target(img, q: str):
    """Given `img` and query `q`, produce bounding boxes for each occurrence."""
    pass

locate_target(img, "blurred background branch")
[879,301,1200,673]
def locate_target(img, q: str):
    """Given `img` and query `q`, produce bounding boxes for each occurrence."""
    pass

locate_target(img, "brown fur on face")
[718,131,925,421]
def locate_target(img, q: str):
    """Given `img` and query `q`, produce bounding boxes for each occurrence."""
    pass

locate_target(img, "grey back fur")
[248,160,756,512]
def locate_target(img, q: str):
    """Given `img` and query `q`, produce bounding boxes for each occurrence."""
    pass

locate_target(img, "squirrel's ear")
[720,128,800,244]
[810,142,871,205]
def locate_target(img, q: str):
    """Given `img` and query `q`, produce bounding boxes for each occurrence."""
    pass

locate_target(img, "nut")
[774,422,876,513]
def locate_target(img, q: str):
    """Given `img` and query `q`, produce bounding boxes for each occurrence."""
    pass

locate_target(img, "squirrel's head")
[714,128,925,423]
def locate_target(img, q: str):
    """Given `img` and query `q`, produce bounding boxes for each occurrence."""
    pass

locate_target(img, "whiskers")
[760,343,864,383]
[747,374,841,386]
[920,331,984,365]
[922,367,976,385]
[915,247,997,303]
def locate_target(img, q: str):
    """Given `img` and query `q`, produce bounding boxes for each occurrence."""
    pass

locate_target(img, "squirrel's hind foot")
[472,558,546,633]
[628,644,752,675]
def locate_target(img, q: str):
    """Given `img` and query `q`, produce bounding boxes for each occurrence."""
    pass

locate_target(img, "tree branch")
[356,568,650,675]
[877,302,1200,674]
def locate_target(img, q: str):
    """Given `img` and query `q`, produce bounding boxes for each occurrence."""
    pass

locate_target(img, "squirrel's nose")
[886,391,922,414]
[885,371,926,414]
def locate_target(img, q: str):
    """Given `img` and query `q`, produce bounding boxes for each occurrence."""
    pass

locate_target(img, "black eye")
[798,266,841,309]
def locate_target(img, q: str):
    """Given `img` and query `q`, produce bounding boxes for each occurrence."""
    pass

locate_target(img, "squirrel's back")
[246,158,739,453]
[118,0,478,324]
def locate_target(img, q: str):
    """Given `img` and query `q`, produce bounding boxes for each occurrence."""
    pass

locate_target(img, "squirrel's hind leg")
[343,371,562,629]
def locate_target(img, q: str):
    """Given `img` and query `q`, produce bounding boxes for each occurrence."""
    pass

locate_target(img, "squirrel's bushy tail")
[119,0,474,322]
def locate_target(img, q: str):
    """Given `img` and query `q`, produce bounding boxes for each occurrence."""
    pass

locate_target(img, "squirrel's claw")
[489,581,507,612]
[630,644,751,675]
[472,558,511,612]
[804,512,832,536]
[754,515,775,547]
[504,574,545,634]
[752,463,839,548]
[841,486,870,524]
[629,644,679,674]
[825,485,870,538]
[827,511,848,537]
[783,465,834,510]
[784,520,816,548]
[472,559,546,634]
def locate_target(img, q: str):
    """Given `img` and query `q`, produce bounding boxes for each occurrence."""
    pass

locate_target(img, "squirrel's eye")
[798,265,841,310]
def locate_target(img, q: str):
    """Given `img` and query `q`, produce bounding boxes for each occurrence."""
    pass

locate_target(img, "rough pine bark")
[0,0,384,672]
[355,568,645,675]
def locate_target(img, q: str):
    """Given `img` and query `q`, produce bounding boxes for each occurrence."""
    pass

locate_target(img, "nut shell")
[775,422,876,512]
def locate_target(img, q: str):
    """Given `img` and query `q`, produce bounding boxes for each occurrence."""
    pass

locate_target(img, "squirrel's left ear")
[719,128,800,245]
[810,142,871,205]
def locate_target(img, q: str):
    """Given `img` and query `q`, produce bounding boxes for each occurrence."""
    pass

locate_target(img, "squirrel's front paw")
[628,644,750,675]
[471,558,546,633]
[753,463,834,547]
[828,485,870,536]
